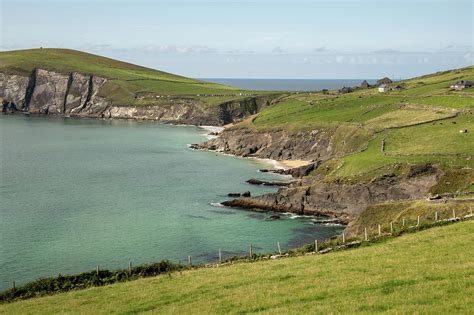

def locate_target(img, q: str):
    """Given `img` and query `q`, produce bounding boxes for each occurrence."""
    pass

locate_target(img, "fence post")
[402,218,405,227]
[417,216,420,227]
[435,211,438,221]
[188,255,192,266]
[342,233,345,244]
[277,241,282,255]
[364,227,368,241]
[219,249,222,264]
[249,243,253,258]
[390,222,393,234]
[128,261,132,275]
[470,206,473,216]
[96,265,99,276]
[378,225,381,237]
[315,240,319,253]
[452,209,456,219]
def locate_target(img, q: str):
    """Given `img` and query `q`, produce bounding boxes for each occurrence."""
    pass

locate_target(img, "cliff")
[193,125,371,161]
[222,166,441,227]
[0,69,273,125]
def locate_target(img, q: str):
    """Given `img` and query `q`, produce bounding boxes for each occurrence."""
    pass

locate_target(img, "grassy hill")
[1,220,472,313]
[0,48,253,106]
[233,66,474,193]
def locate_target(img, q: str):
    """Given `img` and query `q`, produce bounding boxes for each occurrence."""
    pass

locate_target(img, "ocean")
[0,115,343,290]
[202,78,377,91]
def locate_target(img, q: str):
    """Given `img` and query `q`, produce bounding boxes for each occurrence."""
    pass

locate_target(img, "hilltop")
[0,48,239,100]
[0,49,276,124]
[1,220,473,313]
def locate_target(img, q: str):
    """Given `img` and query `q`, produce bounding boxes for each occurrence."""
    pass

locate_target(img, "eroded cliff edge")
[0,69,273,125]
[193,128,445,230]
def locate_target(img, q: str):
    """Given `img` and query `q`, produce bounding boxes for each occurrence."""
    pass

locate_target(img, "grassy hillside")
[0,48,254,106]
[241,66,473,132]
[1,221,473,314]
[233,66,474,192]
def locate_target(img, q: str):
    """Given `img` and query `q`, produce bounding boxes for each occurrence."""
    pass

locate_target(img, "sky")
[0,0,473,79]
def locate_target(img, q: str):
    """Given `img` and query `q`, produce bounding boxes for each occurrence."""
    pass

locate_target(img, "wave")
[282,212,315,219]
[210,202,225,208]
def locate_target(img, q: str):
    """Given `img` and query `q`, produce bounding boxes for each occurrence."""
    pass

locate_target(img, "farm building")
[360,80,370,88]
[378,84,390,93]
[450,80,472,91]
[377,77,392,86]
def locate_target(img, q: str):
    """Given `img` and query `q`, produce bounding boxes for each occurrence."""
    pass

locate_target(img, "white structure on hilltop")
[378,84,390,93]
[450,80,472,91]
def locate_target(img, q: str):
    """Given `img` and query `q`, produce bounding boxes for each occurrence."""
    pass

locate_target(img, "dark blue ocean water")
[202,78,377,91]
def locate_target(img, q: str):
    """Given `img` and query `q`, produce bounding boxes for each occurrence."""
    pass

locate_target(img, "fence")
[4,207,473,300]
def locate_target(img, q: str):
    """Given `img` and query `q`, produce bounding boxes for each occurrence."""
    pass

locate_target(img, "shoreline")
[197,126,306,172]
[197,126,311,171]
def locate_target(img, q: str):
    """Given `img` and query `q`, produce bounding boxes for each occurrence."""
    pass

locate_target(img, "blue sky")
[1,0,472,78]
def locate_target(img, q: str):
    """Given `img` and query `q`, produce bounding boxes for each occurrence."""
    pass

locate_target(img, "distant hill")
[0,48,275,124]
[0,48,243,106]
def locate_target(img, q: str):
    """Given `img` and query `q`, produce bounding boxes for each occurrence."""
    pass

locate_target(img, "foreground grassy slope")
[2,221,473,314]
[0,48,250,106]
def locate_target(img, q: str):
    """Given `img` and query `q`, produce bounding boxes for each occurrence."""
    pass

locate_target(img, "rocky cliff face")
[0,73,30,105]
[196,127,441,229]
[0,69,272,125]
[194,125,370,161]
[222,168,440,227]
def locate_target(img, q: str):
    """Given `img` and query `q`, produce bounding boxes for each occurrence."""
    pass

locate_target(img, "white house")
[450,80,472,91]
[378,84,390,93]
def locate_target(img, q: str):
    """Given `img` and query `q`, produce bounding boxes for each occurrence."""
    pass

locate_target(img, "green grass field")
[235,66,474,188]
[1,221,472,314]
[0,48,255,106]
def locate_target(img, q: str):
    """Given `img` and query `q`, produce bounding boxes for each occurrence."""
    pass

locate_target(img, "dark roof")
[377,77,393,85]
[455,80,472,86]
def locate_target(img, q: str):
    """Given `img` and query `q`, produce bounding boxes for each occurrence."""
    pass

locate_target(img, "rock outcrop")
[193,126,371,161]
[27,69,70,114]
[0,69,274,125]
[0,73,30,106]
[223,168,441,225]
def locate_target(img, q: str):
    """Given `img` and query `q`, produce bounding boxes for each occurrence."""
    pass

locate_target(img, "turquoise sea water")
[0,115,343,290]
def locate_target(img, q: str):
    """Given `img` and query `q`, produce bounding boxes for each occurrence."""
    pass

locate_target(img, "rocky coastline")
[0,69,274,126]
[1,69,444,232]
[193,128,443,232]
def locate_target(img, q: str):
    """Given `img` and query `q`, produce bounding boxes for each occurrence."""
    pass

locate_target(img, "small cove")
[0,115,344,290]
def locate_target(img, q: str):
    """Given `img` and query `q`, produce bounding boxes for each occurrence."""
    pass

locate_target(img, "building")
[377,77,392,86]
[378,84,390,93]
[450,80,473,91]
[360,80,370,89]
[394,85,404,91]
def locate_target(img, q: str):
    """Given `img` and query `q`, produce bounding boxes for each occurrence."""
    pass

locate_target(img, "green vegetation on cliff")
[0,48,256,106]
[1,221,473,314]
[234,66,474,194]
